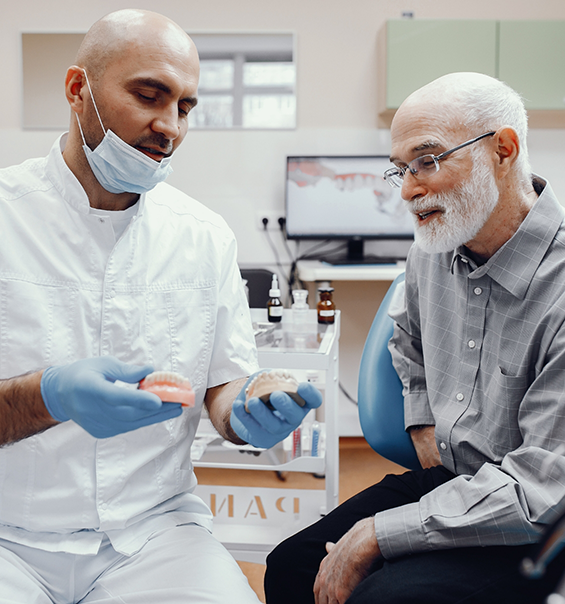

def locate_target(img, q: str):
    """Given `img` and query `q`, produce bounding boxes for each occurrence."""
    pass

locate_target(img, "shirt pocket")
[481,366,531,459]
[0,279,94,377]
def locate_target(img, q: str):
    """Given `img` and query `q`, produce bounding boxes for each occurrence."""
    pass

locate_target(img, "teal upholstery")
[358,273,421,470]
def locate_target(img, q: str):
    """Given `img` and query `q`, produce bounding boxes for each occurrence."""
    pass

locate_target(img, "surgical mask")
[75,70,173,195]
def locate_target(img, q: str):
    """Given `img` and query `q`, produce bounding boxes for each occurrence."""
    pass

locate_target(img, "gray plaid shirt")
[376,178,565,559]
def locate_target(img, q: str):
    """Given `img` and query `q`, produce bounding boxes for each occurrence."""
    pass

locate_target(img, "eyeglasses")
[383,131,496,188]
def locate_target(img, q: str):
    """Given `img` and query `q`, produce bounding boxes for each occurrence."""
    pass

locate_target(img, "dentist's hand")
[40,356,182,438]
[230,371,322,448]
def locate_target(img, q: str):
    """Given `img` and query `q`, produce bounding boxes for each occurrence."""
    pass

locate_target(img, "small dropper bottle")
[267,274,283,323]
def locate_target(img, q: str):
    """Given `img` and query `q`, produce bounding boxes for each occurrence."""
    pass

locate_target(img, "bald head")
[76,10,196,82]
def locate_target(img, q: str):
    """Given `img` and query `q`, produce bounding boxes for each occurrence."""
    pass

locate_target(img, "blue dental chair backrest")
[358,273,422,470]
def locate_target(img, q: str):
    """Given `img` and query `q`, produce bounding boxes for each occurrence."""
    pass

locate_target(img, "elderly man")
[0,9,320,603]
[264,72,565,603]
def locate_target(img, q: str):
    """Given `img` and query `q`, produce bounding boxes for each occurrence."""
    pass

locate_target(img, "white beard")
[408,159,500,254]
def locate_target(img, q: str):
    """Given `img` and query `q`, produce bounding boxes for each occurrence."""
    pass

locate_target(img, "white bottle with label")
[267,274,283,323]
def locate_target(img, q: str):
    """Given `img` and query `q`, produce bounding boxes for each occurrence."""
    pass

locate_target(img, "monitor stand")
[320,239,401,266]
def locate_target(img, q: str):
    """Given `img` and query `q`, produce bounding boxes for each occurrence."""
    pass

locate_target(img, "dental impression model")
[138,371,195,407]
[245,369,305,412]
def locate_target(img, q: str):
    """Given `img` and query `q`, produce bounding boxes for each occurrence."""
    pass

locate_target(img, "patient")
[264,72,565,603]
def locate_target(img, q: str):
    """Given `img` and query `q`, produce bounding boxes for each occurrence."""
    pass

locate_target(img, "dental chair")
[357,273,421,471]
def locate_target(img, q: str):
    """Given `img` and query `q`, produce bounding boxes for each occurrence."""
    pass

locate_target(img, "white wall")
[2,0,565,434]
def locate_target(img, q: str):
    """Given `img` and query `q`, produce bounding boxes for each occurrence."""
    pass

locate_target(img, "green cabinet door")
[386,20,498,109]
[498,21,565,110]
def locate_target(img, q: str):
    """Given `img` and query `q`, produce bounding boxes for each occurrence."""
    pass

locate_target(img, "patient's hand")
[313,517,380,604]
[410,425,442,468]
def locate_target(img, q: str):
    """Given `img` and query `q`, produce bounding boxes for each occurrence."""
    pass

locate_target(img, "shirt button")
[468,340,476,349]
[461,258,469,264]
[456,392,464,401]
[440,442,447,450]
[108,290,116,298]
[474,287,483,295]
[99,218,105,224]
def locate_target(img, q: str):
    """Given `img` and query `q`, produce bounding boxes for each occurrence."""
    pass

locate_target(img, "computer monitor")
[285,155,414,264]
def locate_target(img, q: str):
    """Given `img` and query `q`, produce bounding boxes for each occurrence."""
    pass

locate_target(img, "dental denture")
[138,371,195,407]
[245,369,305,412]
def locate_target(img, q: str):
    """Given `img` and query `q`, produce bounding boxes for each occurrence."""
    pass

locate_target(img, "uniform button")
[108,290,116,298]
[440,442,447,450]
[474,287,483,295]
[468,340,476,349]
[456,392,464,401]
[99,218,105,224]
[461,258,469,264]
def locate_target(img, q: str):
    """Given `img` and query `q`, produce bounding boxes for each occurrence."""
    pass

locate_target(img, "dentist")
[0,9,319,603]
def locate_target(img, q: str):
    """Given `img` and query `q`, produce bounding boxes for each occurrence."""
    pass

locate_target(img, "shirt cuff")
[404,392,435,429]
[374,502,431,559]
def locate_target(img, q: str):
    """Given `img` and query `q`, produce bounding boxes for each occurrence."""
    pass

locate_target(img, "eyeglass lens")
[384,155,438,188]
[411,155,438,175]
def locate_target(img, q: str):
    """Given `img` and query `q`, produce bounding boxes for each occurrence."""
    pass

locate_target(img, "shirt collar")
[46,133,146,216]
[450,177,564,299]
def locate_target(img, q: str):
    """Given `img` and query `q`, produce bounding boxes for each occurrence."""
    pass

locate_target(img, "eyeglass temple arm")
[436,131,496,161]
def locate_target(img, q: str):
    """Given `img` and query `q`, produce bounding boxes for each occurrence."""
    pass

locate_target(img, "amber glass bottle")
[317,287,335,324]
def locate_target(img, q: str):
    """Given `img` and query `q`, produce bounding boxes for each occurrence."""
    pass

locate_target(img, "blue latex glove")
[40,356,183,438]
[230,371,323,449]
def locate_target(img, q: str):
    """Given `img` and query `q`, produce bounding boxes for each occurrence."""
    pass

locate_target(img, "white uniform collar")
[46,133,146,216]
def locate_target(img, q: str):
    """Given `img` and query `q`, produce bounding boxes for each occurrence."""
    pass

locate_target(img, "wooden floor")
[194,437,405,603]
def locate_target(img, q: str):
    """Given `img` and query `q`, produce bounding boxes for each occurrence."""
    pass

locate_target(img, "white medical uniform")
[0,135,261,603]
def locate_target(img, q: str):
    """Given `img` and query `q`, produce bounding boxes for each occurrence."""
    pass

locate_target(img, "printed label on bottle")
[269,307,283,317]
[311,427,320,457]
[292,427,302,459]
[319,310,335,317]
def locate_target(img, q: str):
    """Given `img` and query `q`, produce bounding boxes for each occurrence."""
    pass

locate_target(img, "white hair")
[450,75,531,188]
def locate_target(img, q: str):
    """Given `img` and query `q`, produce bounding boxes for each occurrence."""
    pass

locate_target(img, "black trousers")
[264,467,565,604]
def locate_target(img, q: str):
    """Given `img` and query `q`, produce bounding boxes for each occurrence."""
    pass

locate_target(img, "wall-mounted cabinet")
[385,20,498,110]
[380,19,565,128]
[498,21,565,111]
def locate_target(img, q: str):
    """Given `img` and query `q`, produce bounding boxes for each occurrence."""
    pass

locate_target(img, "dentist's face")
[80,28,199,162]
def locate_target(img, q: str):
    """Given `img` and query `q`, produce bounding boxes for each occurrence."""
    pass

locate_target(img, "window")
[188,33,296,129]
